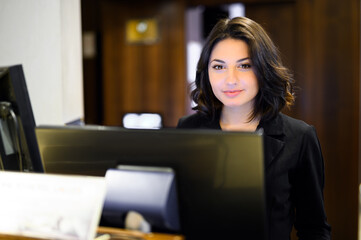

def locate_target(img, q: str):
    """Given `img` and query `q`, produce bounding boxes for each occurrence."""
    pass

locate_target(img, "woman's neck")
[220,106,260,132]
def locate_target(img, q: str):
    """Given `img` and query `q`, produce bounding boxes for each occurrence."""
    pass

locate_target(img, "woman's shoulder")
[280,113,311,129]
[177,112,215,129]
[261,113,317,139]
[278,113,318,139]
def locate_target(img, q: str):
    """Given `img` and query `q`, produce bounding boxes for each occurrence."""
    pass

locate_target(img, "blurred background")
[0,0,359,239]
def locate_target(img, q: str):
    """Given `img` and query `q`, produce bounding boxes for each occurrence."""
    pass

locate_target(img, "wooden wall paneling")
[123,45,145,113]
[295,0,359,239]
[100,0,186,127]
[143,44,162,113]
[100,0,124,125]
[295,0,360,239]
[159,1,187,127]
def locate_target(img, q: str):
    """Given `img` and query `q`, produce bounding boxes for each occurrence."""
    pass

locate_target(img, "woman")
[177,17,331,240]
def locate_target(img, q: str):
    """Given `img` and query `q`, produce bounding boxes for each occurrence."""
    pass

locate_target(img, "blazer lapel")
[258,114,285,169]
[204,112,285,168]
[263,135,284,168]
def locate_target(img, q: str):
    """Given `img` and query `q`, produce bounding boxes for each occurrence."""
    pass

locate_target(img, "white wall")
[0,0,83,125]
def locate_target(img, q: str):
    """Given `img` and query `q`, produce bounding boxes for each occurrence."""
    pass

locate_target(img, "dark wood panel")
[295,1,359,239]
[100,0,187,127]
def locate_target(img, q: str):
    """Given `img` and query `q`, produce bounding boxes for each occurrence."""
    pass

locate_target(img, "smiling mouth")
[223,90,242,97]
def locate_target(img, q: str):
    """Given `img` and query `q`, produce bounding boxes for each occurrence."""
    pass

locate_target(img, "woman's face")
[208,38,259,113]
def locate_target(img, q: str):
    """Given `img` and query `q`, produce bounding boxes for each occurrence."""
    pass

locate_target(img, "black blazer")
[177,112,331,240]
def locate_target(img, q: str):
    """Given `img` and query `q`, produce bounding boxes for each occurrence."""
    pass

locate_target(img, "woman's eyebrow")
[209,59,225,64]
[210,57,250,64]
[236,57,250,63]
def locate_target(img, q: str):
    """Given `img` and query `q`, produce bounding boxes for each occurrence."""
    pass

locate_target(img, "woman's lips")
[223,90,242,97]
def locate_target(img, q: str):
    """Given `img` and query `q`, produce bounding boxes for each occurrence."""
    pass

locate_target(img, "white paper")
[0,171,106,240]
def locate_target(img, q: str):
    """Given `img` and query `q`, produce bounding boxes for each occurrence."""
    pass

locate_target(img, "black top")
[177,112,331,240]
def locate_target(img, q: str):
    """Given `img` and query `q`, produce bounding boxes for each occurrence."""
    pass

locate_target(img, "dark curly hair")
[191,17,295,121]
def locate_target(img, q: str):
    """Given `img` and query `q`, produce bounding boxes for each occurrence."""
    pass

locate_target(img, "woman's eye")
[212,65,224,70]
[239,63,252,69]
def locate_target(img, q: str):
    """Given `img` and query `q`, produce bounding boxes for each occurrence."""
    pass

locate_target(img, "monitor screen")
[0,65,43,172]
[35,125,267,239]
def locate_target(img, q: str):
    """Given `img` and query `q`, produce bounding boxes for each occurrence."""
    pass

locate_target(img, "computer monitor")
[0,65,43,172]
[35,125,267,239]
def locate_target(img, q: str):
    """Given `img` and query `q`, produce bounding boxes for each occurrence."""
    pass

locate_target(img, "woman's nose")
[225,68,237,85]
